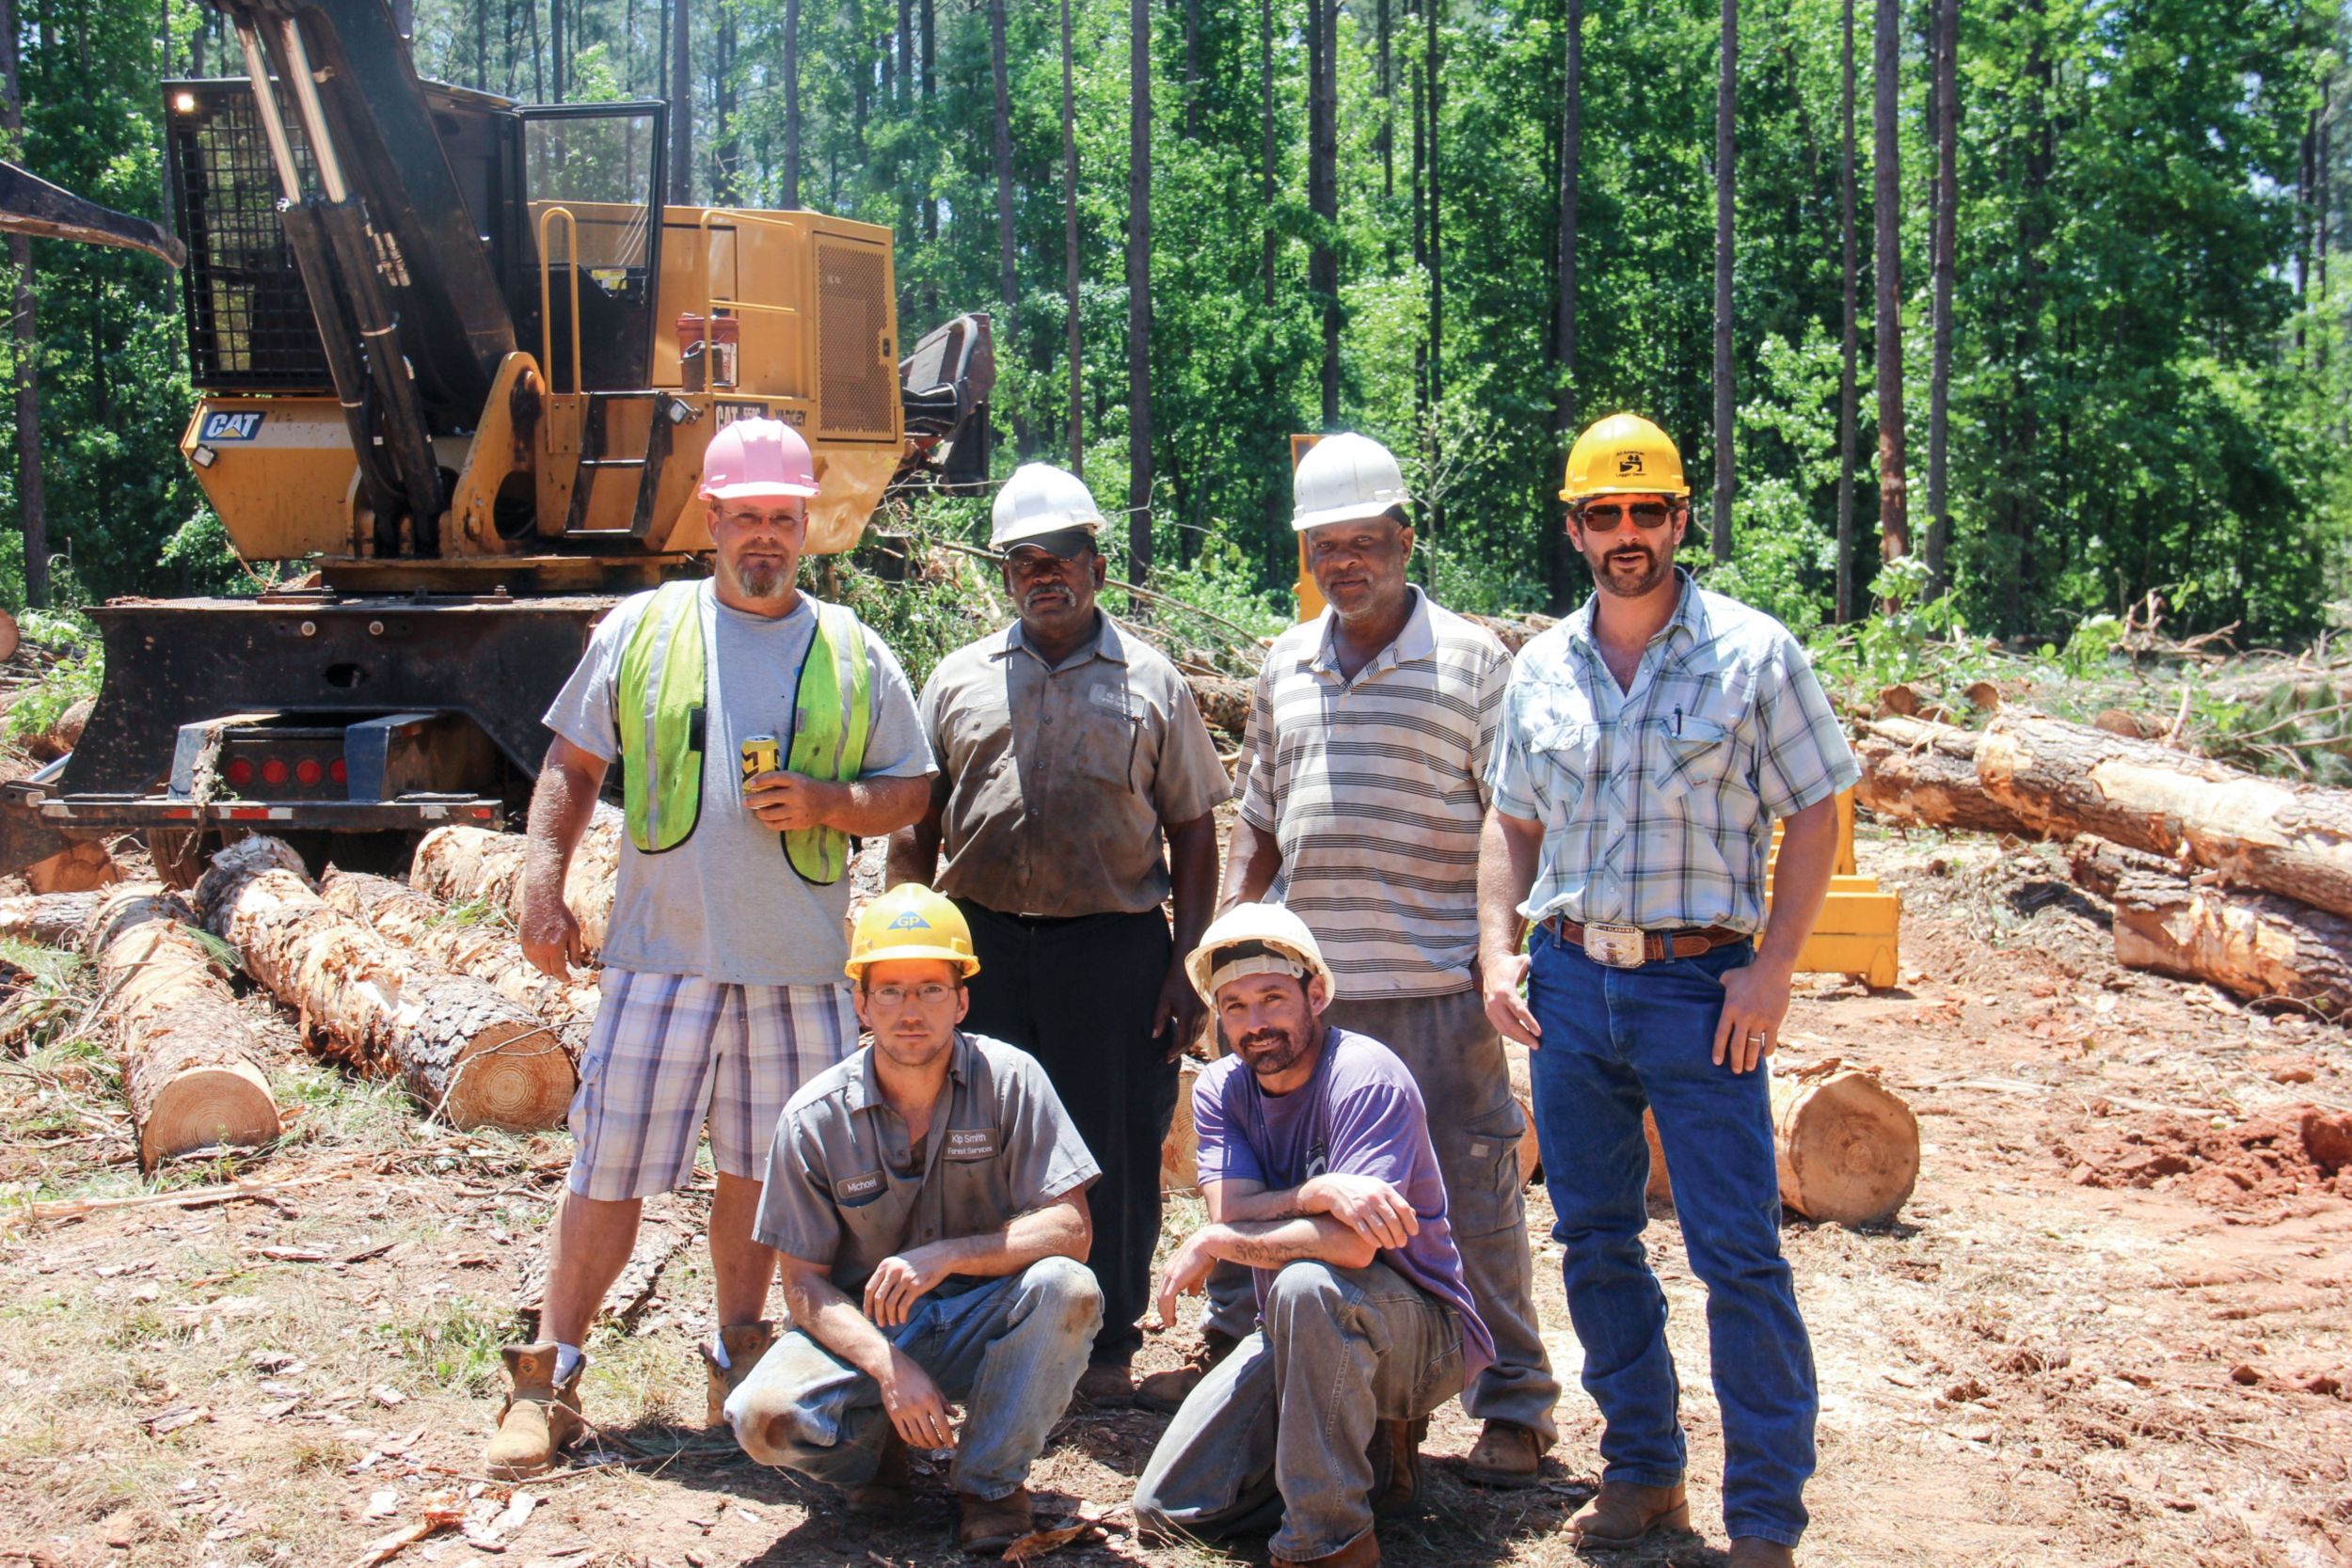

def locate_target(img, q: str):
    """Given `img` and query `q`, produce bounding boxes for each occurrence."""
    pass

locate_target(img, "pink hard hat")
[700,417,819,500]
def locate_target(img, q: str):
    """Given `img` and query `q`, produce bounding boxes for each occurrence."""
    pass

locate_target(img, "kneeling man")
[726,885,1104,1554]
[1135,905,1492,1568]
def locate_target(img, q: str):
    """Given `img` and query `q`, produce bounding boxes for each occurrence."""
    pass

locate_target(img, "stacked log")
[319,870,600,1044]
[87,888,280,1169]
[410,804,621,956]
[0,891,109,947]
[199,838,575,1131]
[1852,716,2033,838]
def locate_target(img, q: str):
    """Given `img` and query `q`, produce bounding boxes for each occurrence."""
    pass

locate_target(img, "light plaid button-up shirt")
[1487,569,1859,934]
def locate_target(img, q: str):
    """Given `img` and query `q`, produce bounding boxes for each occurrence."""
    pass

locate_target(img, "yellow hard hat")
[847,884,980,981]
[1184,902,1336,1003]
[1560,413,1690,502]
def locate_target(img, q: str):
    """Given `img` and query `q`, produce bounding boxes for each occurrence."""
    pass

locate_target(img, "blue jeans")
[1525,926,1816,1548]
[724,1257,1103,1500]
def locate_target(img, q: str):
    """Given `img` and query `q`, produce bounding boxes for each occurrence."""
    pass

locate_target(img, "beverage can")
[739,734,781,791]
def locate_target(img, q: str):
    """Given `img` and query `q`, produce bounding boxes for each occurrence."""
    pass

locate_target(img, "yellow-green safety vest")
[614,579,874,883]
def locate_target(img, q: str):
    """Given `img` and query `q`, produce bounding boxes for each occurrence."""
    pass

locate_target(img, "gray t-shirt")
[544,581,931,986]
[754,1032,1102,1298]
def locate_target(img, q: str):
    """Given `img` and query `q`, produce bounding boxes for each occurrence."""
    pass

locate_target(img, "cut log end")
[1773,1069,1921,1226]
[138,1061,280,1168]
[437,1018,576,1132]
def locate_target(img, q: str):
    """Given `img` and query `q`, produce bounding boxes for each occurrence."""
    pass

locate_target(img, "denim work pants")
[724,1257,1103,1500]
[1321,988,1558,1441]
[956,901,1177,1367]
[1134,1259,1466,1562]
[1524,925,1817,1548]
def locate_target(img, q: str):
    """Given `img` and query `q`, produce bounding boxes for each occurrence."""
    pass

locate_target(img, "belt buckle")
[1582,922,1646,969]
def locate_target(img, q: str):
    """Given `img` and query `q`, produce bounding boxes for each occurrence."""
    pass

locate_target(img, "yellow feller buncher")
[0,0,991,882]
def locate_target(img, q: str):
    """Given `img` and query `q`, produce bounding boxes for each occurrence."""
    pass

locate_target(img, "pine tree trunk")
[1925,0,1957,593]
[669,0,691,200]
[1422,0,1441,425]
[0,0,47,611]
[896,0,912,104]
[1836,0,1858,622]
[1871,0,1907,578]
[990,0,1025,456]
[1549,0,1583,612]
[409,810,622,957]
[550,0,564,99]
[90,890,282,1171]
[1259,0,1276,309]
[1060,0,1083,473]
[783,0,802,207]
[1127,0,1154,581]
[320,871,600,1044]
[1311,0,1339,427]
[199,840,575,1131]
[1711,0,1737,564]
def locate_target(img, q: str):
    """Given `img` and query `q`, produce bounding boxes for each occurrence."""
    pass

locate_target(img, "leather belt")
[1540,917,1746,967]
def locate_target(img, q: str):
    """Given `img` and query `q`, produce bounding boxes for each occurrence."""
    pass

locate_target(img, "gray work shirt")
[754,1031,1102,1297]
[917,615,1231,917]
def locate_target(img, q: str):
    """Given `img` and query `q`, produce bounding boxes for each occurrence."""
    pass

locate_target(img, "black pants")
[954,900,1177,1366]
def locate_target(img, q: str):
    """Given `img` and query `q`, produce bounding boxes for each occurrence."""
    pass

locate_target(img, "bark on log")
[410,804,621,955]
[87,887,280,1169]
[199,838,575,1131]
[1629,1068,1918,1226]
[319,870,599,1046]
[1851,716,2032,837]
[2067,838,2352,1017]
[1163,1056,1200,1192]
[1187,674,1252,745]
[0,890,105,947]
[1974,715,2352,921]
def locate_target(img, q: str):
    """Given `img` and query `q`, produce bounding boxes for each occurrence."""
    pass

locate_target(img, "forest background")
[0,0,2346,664]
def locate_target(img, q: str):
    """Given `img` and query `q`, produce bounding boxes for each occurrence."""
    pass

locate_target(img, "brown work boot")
[1727,1539,1799,1567]
[1569,1479,1691,1546]
[1366,1417,1427,1518]
[484,1342,584,1480]
[702,1321,778,1427]
[848,1430,915,1516]
[1272,1529,1381,1568]
[1134,1326,1241,1415]
[1073,1360,1135,1406]
[1461,1419,1544,1488]
[955,1487,1033,1554]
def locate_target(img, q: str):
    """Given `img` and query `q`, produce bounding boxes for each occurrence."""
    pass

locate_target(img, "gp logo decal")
[200,411,265,441]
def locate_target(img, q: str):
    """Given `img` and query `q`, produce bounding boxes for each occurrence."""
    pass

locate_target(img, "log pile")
[199,838,576,1131]
[1857,712,2352,1015]
[87,888,281,1169]
[320,870,601,1045]
[410,805,621,956]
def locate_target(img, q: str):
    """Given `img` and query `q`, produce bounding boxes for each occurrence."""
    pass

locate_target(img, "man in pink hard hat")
[485,417,936,1477]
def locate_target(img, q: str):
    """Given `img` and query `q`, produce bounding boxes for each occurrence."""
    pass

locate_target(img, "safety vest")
[613,579,874,883]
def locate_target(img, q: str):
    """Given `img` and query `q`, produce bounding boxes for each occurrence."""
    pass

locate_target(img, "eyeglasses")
[1575,499,1675,532]
[866,983,958,1008]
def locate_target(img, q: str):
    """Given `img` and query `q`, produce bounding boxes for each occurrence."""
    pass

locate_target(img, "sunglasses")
[1575,499,1676,531]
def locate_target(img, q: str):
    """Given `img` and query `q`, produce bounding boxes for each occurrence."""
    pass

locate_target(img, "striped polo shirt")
[1238,588,1511,998]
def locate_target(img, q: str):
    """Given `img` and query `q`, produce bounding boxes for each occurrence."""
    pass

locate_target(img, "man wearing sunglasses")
[489,419,935,1479]
[1476,413,1858,1568]
[889,462,1229,1404]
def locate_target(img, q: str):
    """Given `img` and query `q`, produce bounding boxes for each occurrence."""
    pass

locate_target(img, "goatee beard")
[733,561,792,601]
[1591,548,1671,598]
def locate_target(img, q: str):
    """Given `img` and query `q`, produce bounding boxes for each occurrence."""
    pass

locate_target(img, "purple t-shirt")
[1192,1027,1495,1379]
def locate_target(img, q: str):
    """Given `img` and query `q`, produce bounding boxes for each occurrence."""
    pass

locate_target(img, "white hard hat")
[1184,902,1337,1004]
[991,463,1105,550]
[1292,433,1411,532]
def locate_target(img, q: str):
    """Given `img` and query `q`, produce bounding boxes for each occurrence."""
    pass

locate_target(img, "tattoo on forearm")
[1214,1224,1330,1269]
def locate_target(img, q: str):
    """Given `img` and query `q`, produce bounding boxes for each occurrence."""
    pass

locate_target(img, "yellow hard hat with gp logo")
[847,884,980,981]
[1560,413,1691,502]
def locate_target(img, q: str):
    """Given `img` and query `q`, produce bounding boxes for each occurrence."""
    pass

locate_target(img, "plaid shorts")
[566,970,857,1200]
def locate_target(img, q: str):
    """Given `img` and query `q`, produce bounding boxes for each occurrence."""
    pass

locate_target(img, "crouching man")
[1135,905,1493,1568]
[724,886,1104,1555]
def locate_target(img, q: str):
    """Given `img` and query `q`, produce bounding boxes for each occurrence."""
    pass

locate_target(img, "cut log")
[2067,838,2352,1018]
[1503,1040,1540,1187]
[1973,714,2352,922]
[319,870,599,1045]
[1186,674,1252,745]
[87,887,280,1169]
[0,890,107,947]
[1162,1056,1200,1193]
[410,804,620,956]
[198,838,575,1132]
[1615,1069,1918,1227]
[1851,717,2033,837]
[24,838,120,895]
[24,693,94,762]
[0,607,17,664]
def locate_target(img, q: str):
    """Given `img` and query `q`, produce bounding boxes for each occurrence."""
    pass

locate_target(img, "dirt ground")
[1,825,2347,1568]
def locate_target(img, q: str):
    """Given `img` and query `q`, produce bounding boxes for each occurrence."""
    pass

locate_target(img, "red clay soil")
[2057,1102,2352,1212]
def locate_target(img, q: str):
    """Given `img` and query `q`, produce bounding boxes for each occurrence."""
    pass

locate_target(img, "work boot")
[1134,1326,1240,1415]
[848,1430,915,1516]
[1073,1360,1135,1407]
[1366,1416,1427,1518]
[1569,1479,1691,1546]
[702,1321,778,1427]
[1460,1419,1544,1488]
[1271,1529,1381,1568]
[1727,1540,1799,1567]
[955,1488,1033,1555]
[485,1342,584,1480]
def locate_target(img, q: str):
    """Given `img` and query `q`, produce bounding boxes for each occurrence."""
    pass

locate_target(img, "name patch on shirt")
[944,1127,998,1162]
[834,1169,885,1201]
[1087,684,1130,715]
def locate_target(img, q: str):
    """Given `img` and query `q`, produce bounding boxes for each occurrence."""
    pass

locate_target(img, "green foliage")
[1808,557,1996,712]
[3,647,102,745]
